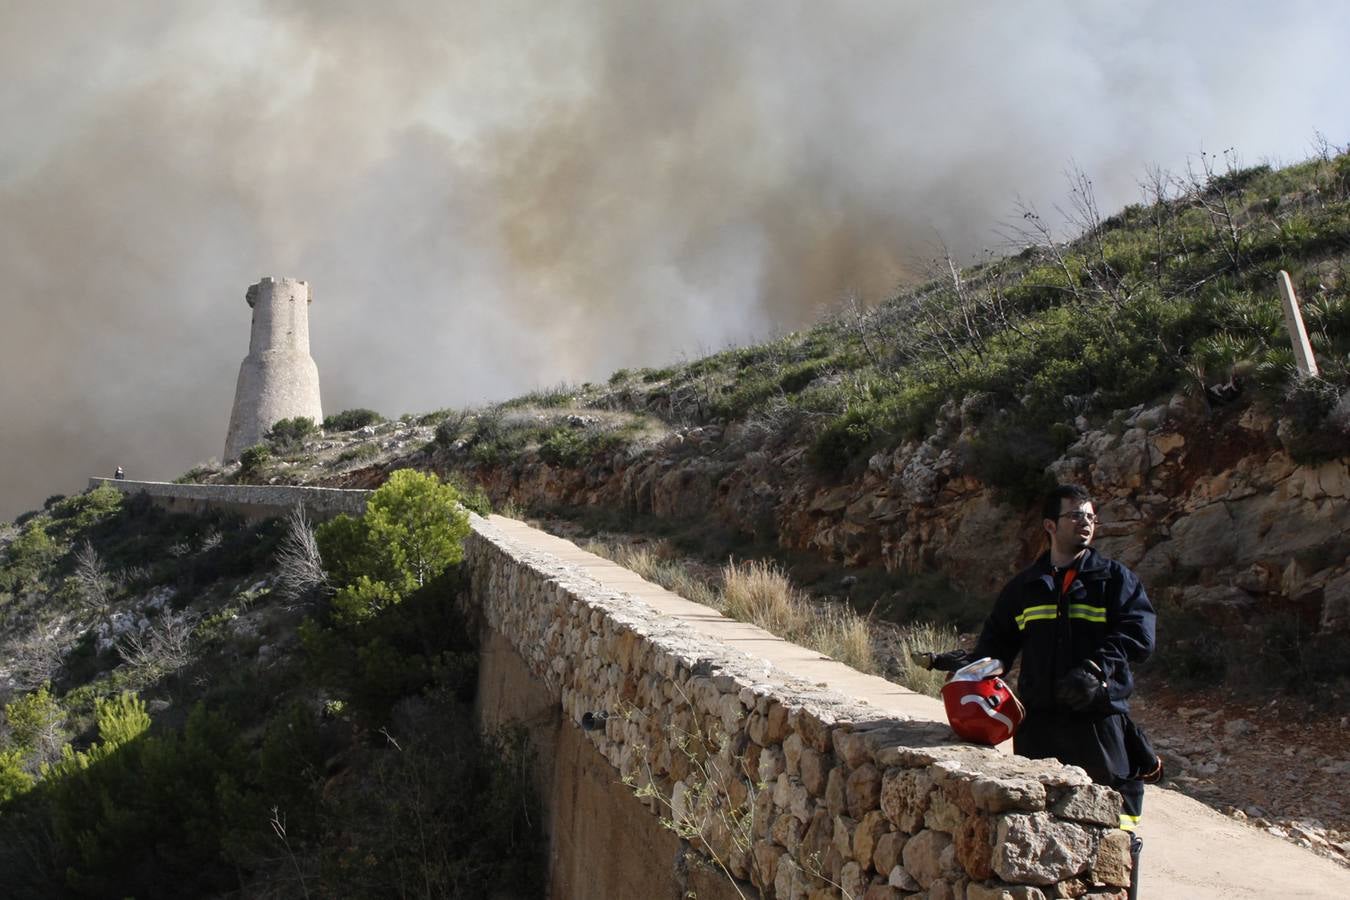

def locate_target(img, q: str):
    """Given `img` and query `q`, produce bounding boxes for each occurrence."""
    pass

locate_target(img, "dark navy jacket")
[973,547,1156,715]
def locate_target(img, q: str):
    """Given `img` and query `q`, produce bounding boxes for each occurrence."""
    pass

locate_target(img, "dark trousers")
[1014,710,1144,830]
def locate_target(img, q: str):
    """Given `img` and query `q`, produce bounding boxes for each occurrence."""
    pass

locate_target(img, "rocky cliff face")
[458,392,1349,637]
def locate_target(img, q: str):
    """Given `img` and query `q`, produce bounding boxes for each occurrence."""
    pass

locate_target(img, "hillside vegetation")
[303,150,1333,498]
[0,478,541,898]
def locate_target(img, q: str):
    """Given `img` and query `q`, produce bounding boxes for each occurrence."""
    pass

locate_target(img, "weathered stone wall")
[83,479,1132,898]
[464,516,1132,900]
[88,478,368,521]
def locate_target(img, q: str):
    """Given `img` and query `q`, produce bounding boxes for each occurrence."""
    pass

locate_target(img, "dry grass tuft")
[806,605,877,675]
[586,543,878,673]
[585,540,720,608]
[893,621,962,698]
[720,559,799,635]
[721,559,877,674]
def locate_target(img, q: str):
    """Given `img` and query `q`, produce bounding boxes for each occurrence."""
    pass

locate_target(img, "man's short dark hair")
[1043,484,1093,521]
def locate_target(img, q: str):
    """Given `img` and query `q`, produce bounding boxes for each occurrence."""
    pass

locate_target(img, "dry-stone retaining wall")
[81,479,1131,898]
[88,478,368,521]
[464,517,1131,900]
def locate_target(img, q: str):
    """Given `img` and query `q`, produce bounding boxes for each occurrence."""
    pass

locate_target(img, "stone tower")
[223,276,323,461]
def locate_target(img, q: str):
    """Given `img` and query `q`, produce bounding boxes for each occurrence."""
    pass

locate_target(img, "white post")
[1277,270,1319,378]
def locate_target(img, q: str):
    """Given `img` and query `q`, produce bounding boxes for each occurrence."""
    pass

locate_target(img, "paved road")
[487,515,1350,900]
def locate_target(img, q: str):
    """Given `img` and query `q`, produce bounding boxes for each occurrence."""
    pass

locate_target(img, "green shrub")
[4,684,66,758]
[237,444,271,480]
[323,408,384,431]
[0,522,59,595]
[331,576,403,627]
[265,416,318,454]
[317,469,471,621]
[1277,376,1346,462]
[443,473,492,516]
[538,427,589,467]
[641,365,677,383]
[0,750,32,804]
[337,442,381,464]
[49,486,124,532]
[809,414,875,475]
[964,421,1070,506]
[174,465,218,484]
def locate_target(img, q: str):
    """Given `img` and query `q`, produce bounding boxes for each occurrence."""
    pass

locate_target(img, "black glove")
[1055,660,1108,711]
[911,649,973,672]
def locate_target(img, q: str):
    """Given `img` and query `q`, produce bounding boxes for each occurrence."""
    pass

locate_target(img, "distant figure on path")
[114,466,125,480]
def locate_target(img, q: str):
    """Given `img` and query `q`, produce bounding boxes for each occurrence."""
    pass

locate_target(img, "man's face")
[1045,499,1097,557]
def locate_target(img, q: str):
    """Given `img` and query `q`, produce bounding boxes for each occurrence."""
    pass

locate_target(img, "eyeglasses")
[1059,511,1099,524]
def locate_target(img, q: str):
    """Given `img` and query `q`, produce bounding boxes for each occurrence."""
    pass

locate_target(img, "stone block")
[772,812,806,853]
[1320,570,1350,632]
[765,702,792,744]
[792,707,836,753]
[902,829,953,889]
[760,746,786,783]
[882,767,934,832]
[775,851,811,900]
[967,885,1015,900]
[925,878,960,900]
[802,808,834,861]
[853,810,890,870]
[801,747,831,796]
[753,788,776,840]
[955,812,995,881]
[839,861,867,900]
[1089,829,1132,888]
[833,815,858,860]
[991,813,1094,886]
[888,863,920,891]
[719,693,745,733]
[827,766,848,817]
[1050,784,1121,828]
[971,778,1047,814]
[847,763,883,819]
[872,830,908,876]
[785,732,806,775]
[752,839,786,892]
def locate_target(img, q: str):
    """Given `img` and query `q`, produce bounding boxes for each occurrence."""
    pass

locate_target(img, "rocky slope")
[412,390,1349,646]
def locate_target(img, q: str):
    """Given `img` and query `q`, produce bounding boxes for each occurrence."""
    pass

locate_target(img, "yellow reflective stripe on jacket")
[1120,813,1141,831]
[1015,605,1058,630]
[1068,603,1108,623]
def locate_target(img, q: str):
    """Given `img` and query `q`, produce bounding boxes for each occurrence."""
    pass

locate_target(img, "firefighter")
[930,484,1158,899]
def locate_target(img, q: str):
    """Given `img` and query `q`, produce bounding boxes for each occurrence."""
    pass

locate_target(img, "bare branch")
[72,540,114,621]
[274,505,329,603]
[118,609,198,678]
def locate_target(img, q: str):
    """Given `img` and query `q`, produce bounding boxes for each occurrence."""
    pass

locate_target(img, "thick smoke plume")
[1,1,1346,519]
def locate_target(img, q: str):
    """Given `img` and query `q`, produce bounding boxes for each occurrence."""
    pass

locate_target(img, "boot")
[1128,832,1143,900]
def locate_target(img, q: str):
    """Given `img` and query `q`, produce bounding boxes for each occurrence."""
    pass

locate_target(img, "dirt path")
[1134,686,1350,867]
[1145,788,1347,899]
